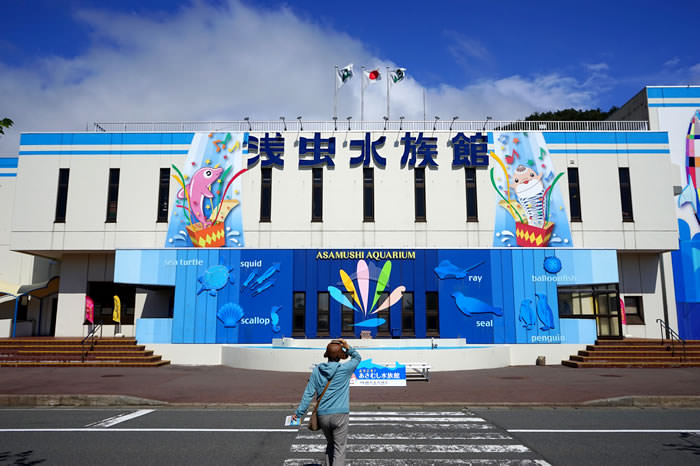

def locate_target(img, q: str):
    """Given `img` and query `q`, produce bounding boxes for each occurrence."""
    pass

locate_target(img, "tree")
[524,107,619,121]
[0,118,13,135]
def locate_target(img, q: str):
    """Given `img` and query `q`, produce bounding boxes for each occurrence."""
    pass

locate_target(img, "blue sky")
[1,0,698,153]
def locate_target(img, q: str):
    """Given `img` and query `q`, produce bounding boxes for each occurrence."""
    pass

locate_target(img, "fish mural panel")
[165,132,248,248]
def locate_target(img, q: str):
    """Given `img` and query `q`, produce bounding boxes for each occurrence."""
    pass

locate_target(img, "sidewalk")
[1,365,700,407]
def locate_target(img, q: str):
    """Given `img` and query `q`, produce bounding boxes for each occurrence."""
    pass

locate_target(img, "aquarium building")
[0,118,681,367]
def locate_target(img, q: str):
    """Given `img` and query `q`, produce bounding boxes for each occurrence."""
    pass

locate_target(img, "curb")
[3,395,700,408]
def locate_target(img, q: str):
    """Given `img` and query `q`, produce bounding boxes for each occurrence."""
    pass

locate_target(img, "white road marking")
[304,416,485,422]
[291,443,531,453]
[284,460,550,466]
[509,429,700,434]
[347,422,495,429]
[86,409,155,428]
[347,411,471,416]
[0,428,297,433]
[297,432,513,440]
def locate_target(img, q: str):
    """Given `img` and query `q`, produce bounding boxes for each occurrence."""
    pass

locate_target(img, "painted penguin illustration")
[518,298,537,330]
[535,293,555,331]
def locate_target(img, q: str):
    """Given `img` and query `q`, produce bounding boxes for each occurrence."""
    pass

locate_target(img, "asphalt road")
[0,407,698,465]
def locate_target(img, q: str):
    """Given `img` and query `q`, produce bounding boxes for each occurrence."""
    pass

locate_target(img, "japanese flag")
[364,69,381,83]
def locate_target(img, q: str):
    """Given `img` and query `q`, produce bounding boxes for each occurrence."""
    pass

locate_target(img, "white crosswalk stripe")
[285,409,551,465]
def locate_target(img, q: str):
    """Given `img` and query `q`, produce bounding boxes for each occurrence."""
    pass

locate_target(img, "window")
[623,296,644,325]
[292,292,306,336]
[105,168,120,223]
[618,167,634,222]
[341,291,355,336]
[414,168,426,222]
[363,167,374,222]
[558,284,619,319]
[312,168,323,222]
[376,291,391,336]
[86,282,136,325]
[402,291,415,336]
[317,291,330,336]
[567,167,582,222]
[260,167,272,222]
[426,292,439,336]
[465,167,478,222]
[156,168,170,223]
[54,168,70,223]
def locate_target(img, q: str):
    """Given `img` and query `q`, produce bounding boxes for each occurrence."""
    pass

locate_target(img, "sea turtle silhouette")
[197,265,235,296]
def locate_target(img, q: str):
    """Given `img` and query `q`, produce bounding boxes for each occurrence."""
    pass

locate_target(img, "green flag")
[390,68,406,84]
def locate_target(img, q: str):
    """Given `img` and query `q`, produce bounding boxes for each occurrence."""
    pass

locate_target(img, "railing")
[656,318,687,361]
[91,120,649,133]
[81,321,103,363]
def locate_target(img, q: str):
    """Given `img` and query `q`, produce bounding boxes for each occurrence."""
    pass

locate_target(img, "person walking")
[292,339,361,466]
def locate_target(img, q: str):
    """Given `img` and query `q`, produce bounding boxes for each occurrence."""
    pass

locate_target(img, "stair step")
[562,360,700,368]
[579,350,700,357]
[571,355,697,363]
[0,360,170,367]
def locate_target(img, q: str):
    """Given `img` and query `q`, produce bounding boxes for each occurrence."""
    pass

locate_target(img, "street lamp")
[280,116,286,131]
[450,116,458,131]
[244,116,252,131]
[399,116,405,131]
[383,116,389,131]
[433,116,440,131]
[482,116,493,131]
[333,116,338,131]
[346,116,352,131]
[297,116,303,131]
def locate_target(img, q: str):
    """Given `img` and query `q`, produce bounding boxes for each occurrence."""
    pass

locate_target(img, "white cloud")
[586,63,609,72]
[664,57,681,67]
[0,0,608,154]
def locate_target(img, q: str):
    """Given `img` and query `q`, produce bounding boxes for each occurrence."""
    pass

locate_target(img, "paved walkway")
[1,365,700,407]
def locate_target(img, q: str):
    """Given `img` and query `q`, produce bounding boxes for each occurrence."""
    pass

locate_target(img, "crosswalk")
[284,410,551,465]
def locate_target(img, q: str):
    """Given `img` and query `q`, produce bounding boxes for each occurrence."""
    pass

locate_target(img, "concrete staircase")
[0,337,169,367]
[562,338,700,368]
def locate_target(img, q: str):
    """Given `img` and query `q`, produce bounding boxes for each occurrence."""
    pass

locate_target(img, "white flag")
[390,68,406,84]
[337,64,354,87]
[364,69,382,83]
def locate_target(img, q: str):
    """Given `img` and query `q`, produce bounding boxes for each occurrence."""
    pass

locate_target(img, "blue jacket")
[296,347,361,417]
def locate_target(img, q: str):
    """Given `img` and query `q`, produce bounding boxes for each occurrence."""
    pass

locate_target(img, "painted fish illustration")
[217,303,244,328]
[242,271,256,289]
[433,260,484,279]
[270,305,282,332]
[253,279,276,296]
[680,110,700,222]
[451,292,503,317]
[535,293,555,331]
[177,166,223,226]
[197,264,235,296]
[255,263,281,285]
[518,298,537,330]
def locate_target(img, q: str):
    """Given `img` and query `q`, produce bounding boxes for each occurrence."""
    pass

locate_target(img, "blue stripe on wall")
[0,173,17,177]
[20,133,195,146]
[543,132,668,145]
[647,87,700,99]
[648,103,700,107]
[549,149,668,154]
[0,158,19,168]
[19,150,189,155]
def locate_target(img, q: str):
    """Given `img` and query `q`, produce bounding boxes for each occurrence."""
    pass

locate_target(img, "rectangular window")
[341,291,355,335]
[292,292,306,336]
[156,168,170,223]
[317,291,330,336]
[105,168,120,223]
[426,292,439,336]
[376,291,391,336]
[260,167,272,222]
[465,167,478,222]
[312,168,323,222]
[363,167,374,222]
[54,168,70,223]
[567,167,582,222]
[402,291,415,336]
[414,168,426,222]
[618,167,634,222]
[623,296,644,325]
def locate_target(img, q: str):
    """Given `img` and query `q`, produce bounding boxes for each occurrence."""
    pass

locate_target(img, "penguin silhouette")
[535,293,555,331]
[518,298,536,330]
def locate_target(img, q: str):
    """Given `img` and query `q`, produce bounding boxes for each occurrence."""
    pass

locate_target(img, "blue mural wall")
[115,248,618,345]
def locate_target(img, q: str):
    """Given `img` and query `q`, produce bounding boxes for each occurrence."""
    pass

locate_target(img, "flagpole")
[334,65,338,120]
[386,66,390,121]
[360,66,365,125]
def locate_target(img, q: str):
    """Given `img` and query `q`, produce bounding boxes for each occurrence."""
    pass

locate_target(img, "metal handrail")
[81,320,103,363]
[656,318,687,361]
[91,120,649,133]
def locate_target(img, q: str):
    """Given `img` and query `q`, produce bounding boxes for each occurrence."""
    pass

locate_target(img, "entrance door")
[594,287,622,338]
[557,283,622,339]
